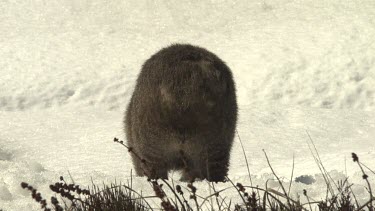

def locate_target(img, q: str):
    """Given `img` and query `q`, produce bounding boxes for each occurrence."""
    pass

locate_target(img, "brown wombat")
[124,44,237,182]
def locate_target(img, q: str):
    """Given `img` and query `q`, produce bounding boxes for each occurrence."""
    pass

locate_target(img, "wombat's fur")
[125,44,237,182]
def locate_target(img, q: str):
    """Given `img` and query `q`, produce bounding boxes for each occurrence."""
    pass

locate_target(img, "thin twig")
[360,161,375,176]
[352,153,373,211]
[305,131,335,197]
[225,176,247,207]
[161,178,186,211]
[263,149,292,209]
[288,154,295,196]
[303,189,313,211]
[236,130,253,188]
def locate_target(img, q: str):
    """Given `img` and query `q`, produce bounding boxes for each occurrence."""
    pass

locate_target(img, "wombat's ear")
[198,60,221,80]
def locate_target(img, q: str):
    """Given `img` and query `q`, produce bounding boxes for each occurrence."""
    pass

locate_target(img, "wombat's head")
[159,58,230,113]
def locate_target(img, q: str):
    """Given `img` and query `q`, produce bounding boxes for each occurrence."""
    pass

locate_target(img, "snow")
[0,0,374,210]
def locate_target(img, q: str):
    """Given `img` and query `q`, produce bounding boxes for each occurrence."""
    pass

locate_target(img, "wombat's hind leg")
[132,156,169,179]
[145,163,169,180]
[205,150,230,182]
[184,146,230,182]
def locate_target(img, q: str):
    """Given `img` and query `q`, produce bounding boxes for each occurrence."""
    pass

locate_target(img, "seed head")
[176,185,183,195]
[352,153,358,162]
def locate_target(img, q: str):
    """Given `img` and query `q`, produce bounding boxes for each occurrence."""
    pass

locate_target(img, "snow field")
[1,0,375,210]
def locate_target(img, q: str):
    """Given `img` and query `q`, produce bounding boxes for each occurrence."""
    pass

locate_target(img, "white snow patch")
[1,0,375,210]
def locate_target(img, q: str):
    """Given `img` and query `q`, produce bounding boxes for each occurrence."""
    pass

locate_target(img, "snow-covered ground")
[1,0,375,210]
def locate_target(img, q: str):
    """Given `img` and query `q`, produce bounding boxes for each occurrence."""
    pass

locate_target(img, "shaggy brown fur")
[125,44,237,182]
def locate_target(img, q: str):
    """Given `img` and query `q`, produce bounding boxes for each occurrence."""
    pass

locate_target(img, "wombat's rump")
[125,44,237,182]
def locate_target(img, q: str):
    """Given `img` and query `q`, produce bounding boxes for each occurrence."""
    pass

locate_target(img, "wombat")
[125,44,237,182]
